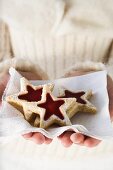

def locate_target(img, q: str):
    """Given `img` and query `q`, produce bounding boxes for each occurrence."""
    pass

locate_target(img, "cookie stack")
[6,77,97,129]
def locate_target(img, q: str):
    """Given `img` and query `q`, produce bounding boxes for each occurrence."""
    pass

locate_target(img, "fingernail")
[70,134,81,143]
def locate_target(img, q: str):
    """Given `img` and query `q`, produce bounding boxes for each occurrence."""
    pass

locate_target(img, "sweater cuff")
[0,58,49,80]
[62,61,106,77]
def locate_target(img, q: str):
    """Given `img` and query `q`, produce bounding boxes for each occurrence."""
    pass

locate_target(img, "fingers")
[58,132,101,148]
[22,132,33,139]
[30,132,45,144]
[23,131,101,147]
[58,132,85,147]
[22,132,45,144]
[83,137,101,147]
[58,131,73,147]
[44,136,53,144]
[70,133,101,147]
[70,133,85,145]
[23,132,53,145]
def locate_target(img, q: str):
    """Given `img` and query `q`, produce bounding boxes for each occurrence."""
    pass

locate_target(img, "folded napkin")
[0,67,113,143]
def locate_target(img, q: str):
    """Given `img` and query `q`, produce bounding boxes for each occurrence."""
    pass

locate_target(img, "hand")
[22,132,52,144]
[58,70,113,148]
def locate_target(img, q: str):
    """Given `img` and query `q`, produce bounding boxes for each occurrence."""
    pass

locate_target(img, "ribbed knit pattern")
[0,20,13,60]
[0,20,113,163]
[9,26,113,79]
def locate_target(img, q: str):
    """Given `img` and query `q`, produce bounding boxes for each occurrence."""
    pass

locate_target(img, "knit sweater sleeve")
[0,20,48,80]
[1,20,113,80]
[62,35,113,79]
[63,60,113,80]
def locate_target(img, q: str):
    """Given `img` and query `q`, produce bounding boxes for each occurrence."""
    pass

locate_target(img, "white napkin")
[0,67,113,142]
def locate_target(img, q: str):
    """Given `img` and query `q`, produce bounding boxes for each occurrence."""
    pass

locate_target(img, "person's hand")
[57,70,113,148]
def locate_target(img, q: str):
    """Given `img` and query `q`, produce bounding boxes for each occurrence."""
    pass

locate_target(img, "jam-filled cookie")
[58,88,97,118]
[6,77,54,127]
[6,77,77,129]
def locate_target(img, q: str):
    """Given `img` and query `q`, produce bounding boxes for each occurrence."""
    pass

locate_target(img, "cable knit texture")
[0,0,113,168]
[0,0,113,79]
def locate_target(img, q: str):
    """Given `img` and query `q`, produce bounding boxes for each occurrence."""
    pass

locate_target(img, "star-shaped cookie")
[6,77,54,126]
[23,83,77,129]
[58,88,97,119]
[6,77,77,129]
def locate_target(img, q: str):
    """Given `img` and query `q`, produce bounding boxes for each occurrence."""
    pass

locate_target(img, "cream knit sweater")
[0,0,113,169]
[0,0,113,79]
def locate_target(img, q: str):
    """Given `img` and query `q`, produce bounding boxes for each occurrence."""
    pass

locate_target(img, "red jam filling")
[37,93,65,121]
[58,90,86,104]
[18,85,43,102]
